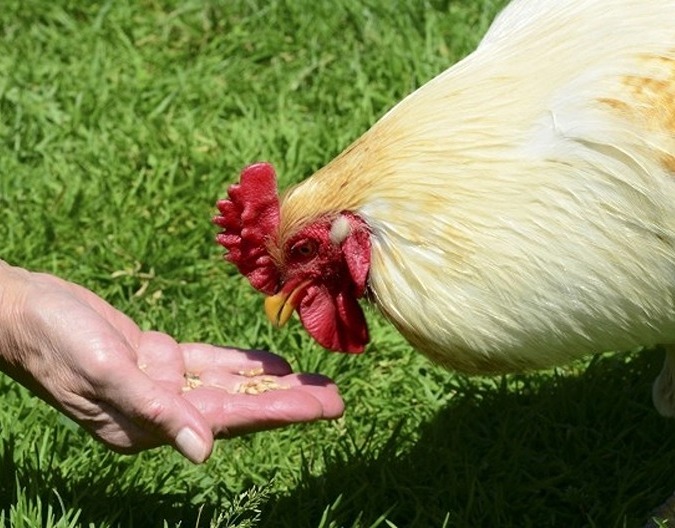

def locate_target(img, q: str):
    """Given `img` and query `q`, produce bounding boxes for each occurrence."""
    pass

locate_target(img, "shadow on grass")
[0,432,259,528]
[262,348,675,528]
[2,350,674,527]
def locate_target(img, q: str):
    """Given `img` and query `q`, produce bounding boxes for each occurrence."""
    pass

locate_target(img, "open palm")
[0,266,344,463]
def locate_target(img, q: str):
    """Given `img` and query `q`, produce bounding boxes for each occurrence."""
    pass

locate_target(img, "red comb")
[213,163,280,295]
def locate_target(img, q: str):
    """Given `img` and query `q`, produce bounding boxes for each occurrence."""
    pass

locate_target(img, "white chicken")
[214,0,675,416]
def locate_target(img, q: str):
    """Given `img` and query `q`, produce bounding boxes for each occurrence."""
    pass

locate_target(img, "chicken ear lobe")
[341,223,371,297]
[297,284,369,354]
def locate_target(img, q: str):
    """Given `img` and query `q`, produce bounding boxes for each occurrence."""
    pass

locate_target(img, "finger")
[183,375,345,437]
[135,331,186,387]
[180,343,294,376]
[194,369,339,402]
[183,363,342,406]
[283,373,345,418]
[102,364,214,464]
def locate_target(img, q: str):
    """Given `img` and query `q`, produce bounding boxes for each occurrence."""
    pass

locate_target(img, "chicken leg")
[652,346,675,418]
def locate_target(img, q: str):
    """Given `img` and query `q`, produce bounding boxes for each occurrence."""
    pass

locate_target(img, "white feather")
[281,0,675,380]
[359,0,675,373]
[329,215,352,245]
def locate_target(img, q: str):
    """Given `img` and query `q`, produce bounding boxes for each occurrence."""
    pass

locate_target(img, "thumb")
[103,366,214,463]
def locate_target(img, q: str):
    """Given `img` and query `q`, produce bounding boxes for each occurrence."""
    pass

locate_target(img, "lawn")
[1,0,675,526]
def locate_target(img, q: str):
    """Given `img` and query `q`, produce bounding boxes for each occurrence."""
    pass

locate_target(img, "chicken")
[214,0,675,416]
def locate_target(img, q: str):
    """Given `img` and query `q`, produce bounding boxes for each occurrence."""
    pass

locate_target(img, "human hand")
[0,262,344,463]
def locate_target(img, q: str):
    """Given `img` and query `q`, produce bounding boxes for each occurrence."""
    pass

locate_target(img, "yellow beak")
[264,281,310,328]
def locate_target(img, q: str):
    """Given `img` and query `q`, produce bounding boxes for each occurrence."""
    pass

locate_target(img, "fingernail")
[175,427,208,464]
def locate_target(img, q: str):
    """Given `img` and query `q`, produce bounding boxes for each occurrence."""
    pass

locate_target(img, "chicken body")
[217,0,675,414]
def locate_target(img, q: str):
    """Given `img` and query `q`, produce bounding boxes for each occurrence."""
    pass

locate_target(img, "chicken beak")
[264,281,310,328]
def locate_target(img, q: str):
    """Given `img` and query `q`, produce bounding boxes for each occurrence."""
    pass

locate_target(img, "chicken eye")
[290,239,318,259]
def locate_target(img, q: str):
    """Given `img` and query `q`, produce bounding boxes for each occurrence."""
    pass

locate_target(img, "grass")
[1,0,675,526]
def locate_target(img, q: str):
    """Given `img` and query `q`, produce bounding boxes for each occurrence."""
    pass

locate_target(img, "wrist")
[0,261,32,372]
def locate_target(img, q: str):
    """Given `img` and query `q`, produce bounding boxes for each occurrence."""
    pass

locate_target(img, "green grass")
[1,0,675,526]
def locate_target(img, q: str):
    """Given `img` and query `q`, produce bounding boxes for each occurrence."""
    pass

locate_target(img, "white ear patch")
[329,215,351,245]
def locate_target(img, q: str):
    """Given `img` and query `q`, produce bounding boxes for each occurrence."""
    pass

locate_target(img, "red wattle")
[297,283,368,354]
